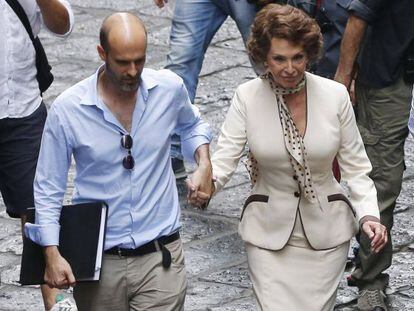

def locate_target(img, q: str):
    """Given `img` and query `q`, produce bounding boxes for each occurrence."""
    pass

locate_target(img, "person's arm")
[172,79,213,206]
[334,14,367,90]
[211,87,248,193]
[24,103,76,288]
[36,0,73,35]
[335,87,387,253]
[187,144,214,207]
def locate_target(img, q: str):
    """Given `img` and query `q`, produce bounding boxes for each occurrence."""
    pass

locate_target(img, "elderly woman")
[190,4,388,310]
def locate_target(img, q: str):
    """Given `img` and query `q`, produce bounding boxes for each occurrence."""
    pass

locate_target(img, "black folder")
[19,202,108,285]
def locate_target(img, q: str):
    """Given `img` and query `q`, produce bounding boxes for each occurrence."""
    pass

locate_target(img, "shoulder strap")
[4,0,36,42]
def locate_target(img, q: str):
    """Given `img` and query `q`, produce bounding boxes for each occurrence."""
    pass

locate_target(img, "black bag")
[5,0,54,93]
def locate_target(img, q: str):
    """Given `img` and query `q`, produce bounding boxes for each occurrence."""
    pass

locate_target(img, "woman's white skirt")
[245,213,350,311]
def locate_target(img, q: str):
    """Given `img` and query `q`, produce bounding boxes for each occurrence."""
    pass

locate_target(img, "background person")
[153,0,259,179]
[335,1,414,309]
[0,0,73,309]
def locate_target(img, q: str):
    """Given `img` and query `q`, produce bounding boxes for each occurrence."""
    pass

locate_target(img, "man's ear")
[97,45,107,62]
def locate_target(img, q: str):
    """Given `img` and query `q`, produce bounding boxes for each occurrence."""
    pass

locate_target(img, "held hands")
[186,163,215,209]
[44,246,76,289]
[361,221,388,254]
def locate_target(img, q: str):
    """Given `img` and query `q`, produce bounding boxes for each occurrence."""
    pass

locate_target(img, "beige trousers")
[73,238,187,311]
[246,214,349,311]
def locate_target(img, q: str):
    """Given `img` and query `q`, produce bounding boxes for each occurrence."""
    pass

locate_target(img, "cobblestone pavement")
[0,1,413,310]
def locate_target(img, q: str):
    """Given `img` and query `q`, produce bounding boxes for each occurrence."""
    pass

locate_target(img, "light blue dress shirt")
[25,67,212,250]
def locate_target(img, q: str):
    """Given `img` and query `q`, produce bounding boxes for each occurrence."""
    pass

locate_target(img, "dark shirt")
[289,0,350,79]
[349,0,414,88]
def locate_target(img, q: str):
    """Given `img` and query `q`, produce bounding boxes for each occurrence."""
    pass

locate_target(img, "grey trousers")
[352,76,413,290]
[73,238,187,311]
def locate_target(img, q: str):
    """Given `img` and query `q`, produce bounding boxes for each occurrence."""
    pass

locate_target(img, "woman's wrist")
[359,215,380,227]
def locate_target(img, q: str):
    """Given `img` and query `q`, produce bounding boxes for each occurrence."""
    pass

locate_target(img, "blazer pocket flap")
[327,193,356,216]
[241,194,269,221]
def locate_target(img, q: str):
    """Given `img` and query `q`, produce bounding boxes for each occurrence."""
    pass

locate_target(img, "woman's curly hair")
[247,4,323,66]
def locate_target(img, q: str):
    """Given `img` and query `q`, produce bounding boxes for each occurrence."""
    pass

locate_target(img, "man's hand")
[186,169,215,208]
[153,0,168,8]
[44,246,76,289]
[361,221,388,254]
[187,144,214,208]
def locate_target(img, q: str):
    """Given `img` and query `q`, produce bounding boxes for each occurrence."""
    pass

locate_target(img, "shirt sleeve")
[174,83,212,162]
[24,104,73,246]
[335,88,380,221]
[348,0,388,23]
[211,88,248,192]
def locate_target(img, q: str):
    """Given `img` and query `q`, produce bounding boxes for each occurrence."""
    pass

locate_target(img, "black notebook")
[19,202,108,285]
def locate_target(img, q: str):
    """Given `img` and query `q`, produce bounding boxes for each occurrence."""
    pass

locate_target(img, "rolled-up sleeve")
[174,83,212,162]
[349,0,388,23]
[24,104,73,246]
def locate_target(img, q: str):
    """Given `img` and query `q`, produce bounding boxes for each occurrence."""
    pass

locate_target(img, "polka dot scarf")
[261,72,317,203]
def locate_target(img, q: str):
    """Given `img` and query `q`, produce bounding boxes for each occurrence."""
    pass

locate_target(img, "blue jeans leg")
[167,0,228,159]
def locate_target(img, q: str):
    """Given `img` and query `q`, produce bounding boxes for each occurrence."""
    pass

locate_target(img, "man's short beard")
[105,62,139,92]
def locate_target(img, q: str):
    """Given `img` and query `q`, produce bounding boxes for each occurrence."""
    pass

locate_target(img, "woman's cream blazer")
[212,72,380,250]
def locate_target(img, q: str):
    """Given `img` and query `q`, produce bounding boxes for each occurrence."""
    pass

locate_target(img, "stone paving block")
[207,296,258,311]
[185,282,251,311]
[180,211,237,245]
[208,182,251,219]
[1,266,20,286]
[197,66,255,104]
[0,285,43,311]
[392,205,414,250]
[0,236,22,257]
[214,37,246,52]
[210,19,244,46]
[200,47,251,77]
[198,263,251,289]
[185,233,245,276]
[0,253,20,275]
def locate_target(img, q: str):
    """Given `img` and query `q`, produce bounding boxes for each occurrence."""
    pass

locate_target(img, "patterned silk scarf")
[246,72,317,203]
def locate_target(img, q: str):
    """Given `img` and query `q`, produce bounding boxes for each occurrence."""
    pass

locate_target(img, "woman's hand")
[361,220,388,253]
[186,165,214,209]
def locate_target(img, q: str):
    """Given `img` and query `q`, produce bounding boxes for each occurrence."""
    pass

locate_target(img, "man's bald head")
[99,12,147,52]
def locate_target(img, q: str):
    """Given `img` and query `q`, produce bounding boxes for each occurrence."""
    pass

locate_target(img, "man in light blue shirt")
[25,12,213,310]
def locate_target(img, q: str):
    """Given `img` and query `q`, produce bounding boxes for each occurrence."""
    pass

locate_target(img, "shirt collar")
[79,65,159,107]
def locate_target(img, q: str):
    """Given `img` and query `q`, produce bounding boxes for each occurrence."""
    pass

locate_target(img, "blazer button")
[294,191,300,197]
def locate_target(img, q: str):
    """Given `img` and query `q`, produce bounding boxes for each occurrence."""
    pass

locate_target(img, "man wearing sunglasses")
[25,12,213,310]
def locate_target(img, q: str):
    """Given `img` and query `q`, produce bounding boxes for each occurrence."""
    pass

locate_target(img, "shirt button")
[294,191,300,197]
[293,175,298,180]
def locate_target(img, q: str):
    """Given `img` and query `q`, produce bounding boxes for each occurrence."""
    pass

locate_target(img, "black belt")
[104,231,180,268]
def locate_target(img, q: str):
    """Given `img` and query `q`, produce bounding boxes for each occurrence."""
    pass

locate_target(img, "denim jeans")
[167,0,257,159]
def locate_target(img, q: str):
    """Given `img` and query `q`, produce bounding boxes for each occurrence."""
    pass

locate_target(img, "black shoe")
[171,158,187,180]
